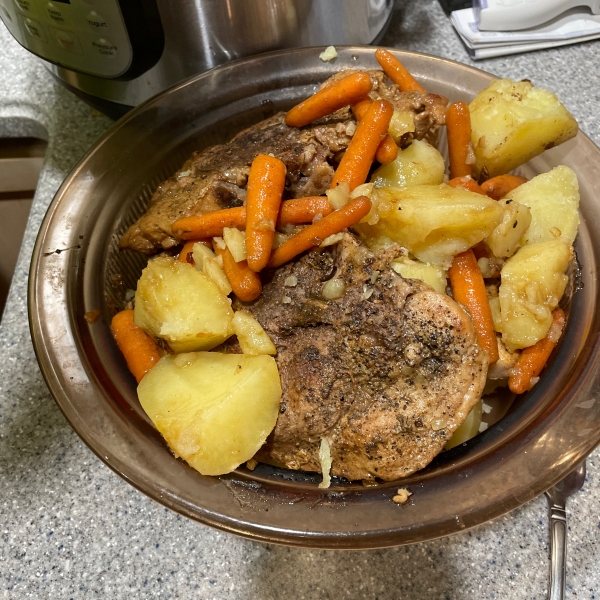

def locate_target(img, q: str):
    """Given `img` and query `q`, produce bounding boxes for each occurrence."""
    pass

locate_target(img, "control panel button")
[22,16,47,41]
[91,37,117,58]
[48,26,83,54]
[13,0,32,14]
[46,2,71,27]
[86,11,108,31]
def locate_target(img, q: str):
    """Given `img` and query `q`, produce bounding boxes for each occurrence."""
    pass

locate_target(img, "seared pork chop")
[119,70,447,254]
[226,234,488,482]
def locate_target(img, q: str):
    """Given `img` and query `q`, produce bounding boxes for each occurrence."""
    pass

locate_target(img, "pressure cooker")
[0,0,394,115]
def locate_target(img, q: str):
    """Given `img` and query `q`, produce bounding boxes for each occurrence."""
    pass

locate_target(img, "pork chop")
[229,234,488,482]
[119,70,447,254]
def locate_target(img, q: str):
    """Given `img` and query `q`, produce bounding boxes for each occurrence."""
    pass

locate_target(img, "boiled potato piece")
[138,352,281,476]
[469,79,578,178]
[232,311,277,356]
[371,140,445,189]
[134,257,234,353]
[488,198,532,258]
[356,184,503,268]
[391,257,447,294]
[498,240,571,349]
[504,166,580,245]
[445,401,482,449]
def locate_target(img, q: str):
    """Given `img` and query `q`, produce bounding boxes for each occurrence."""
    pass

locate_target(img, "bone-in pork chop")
[230,234,488,482]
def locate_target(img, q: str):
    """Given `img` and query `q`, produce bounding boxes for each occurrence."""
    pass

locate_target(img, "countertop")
[1,1,599,597]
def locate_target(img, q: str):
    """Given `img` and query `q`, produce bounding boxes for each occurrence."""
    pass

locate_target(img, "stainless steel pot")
[0,0,393,114]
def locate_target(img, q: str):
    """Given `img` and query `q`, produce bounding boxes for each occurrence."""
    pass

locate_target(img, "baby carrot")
[111,310,162,383]
[376,134,398,164]
[173,207,246,239]
[352,99,398,165]
[448,250,499,364]
[285,72,373,128]
[448,175,486,195]
[508,308,565,395]
[481,175,528,200]
[277,196,333,225]
[330,99,394,191]
[352,98,372,121]
[246,154,286,272]
[177,239,213,264]
[375,48,425,93]
[214,245,262,303]
[267,196,372,268]
[447,102,473,180]
[172,198,332,240]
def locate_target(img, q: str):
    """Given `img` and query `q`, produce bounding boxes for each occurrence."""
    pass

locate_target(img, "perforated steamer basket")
[29,47,600,549]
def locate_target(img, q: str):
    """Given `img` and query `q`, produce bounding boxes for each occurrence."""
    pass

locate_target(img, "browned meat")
[227,234,487,482]
[119,70,447,254]
[119,112,354,253]
[325,69,448,144]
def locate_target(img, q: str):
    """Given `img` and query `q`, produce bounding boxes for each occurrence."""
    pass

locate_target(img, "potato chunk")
[138,352,281,476]
[469,79,578,178]
[356,184,503,268]
[498,240,571,349]
[134,257,234,353]
[232,311,277,355]
[371,140,445,189]
[504,166,580,245]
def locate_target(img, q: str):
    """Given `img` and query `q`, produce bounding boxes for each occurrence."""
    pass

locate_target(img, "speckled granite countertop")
[1,1,599,598]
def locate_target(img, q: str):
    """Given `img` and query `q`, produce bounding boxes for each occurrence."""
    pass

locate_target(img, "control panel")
[0,0,133,78]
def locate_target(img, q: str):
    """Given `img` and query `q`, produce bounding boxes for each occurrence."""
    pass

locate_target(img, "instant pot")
[0,0,394,116]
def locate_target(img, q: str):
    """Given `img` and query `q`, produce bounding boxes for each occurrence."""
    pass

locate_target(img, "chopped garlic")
[284,275,298,287]
[322,278,346,300]
[319,46,338,62]
[320,233,344,247]
[326,182,350,210]
[282,296,292,304]
[393,488,412,504]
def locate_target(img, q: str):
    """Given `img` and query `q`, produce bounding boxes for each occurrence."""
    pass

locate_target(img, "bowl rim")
[28,46,600,549]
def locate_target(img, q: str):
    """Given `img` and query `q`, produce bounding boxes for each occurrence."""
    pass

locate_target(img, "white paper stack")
[450,7,600,59]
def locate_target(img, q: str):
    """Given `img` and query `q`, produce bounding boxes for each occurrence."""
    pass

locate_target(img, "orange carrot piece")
[246,154,286,272]
[111,310,162,383]
[508,308,566,395]
[448,175,486,195]
[277,196,333,226]
[214,245,262,303]
[285,72,373,128]
[268,196,372,268]
[375,48,425,93]
[330,99,394,191]
[375,134,398,164]
[352,99,398,165]
[177,240,212,264]
[447,102,473,180]
[173,207,246,239]
[481,175,528,200]
[448,250,499,364]
[352,98,373,121]
[172,198,331,240]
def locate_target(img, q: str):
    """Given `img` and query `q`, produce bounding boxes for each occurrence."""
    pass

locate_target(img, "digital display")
[52,0,71,3]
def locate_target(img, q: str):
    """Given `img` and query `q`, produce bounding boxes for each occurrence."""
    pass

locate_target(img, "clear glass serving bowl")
[29,47,600,549]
